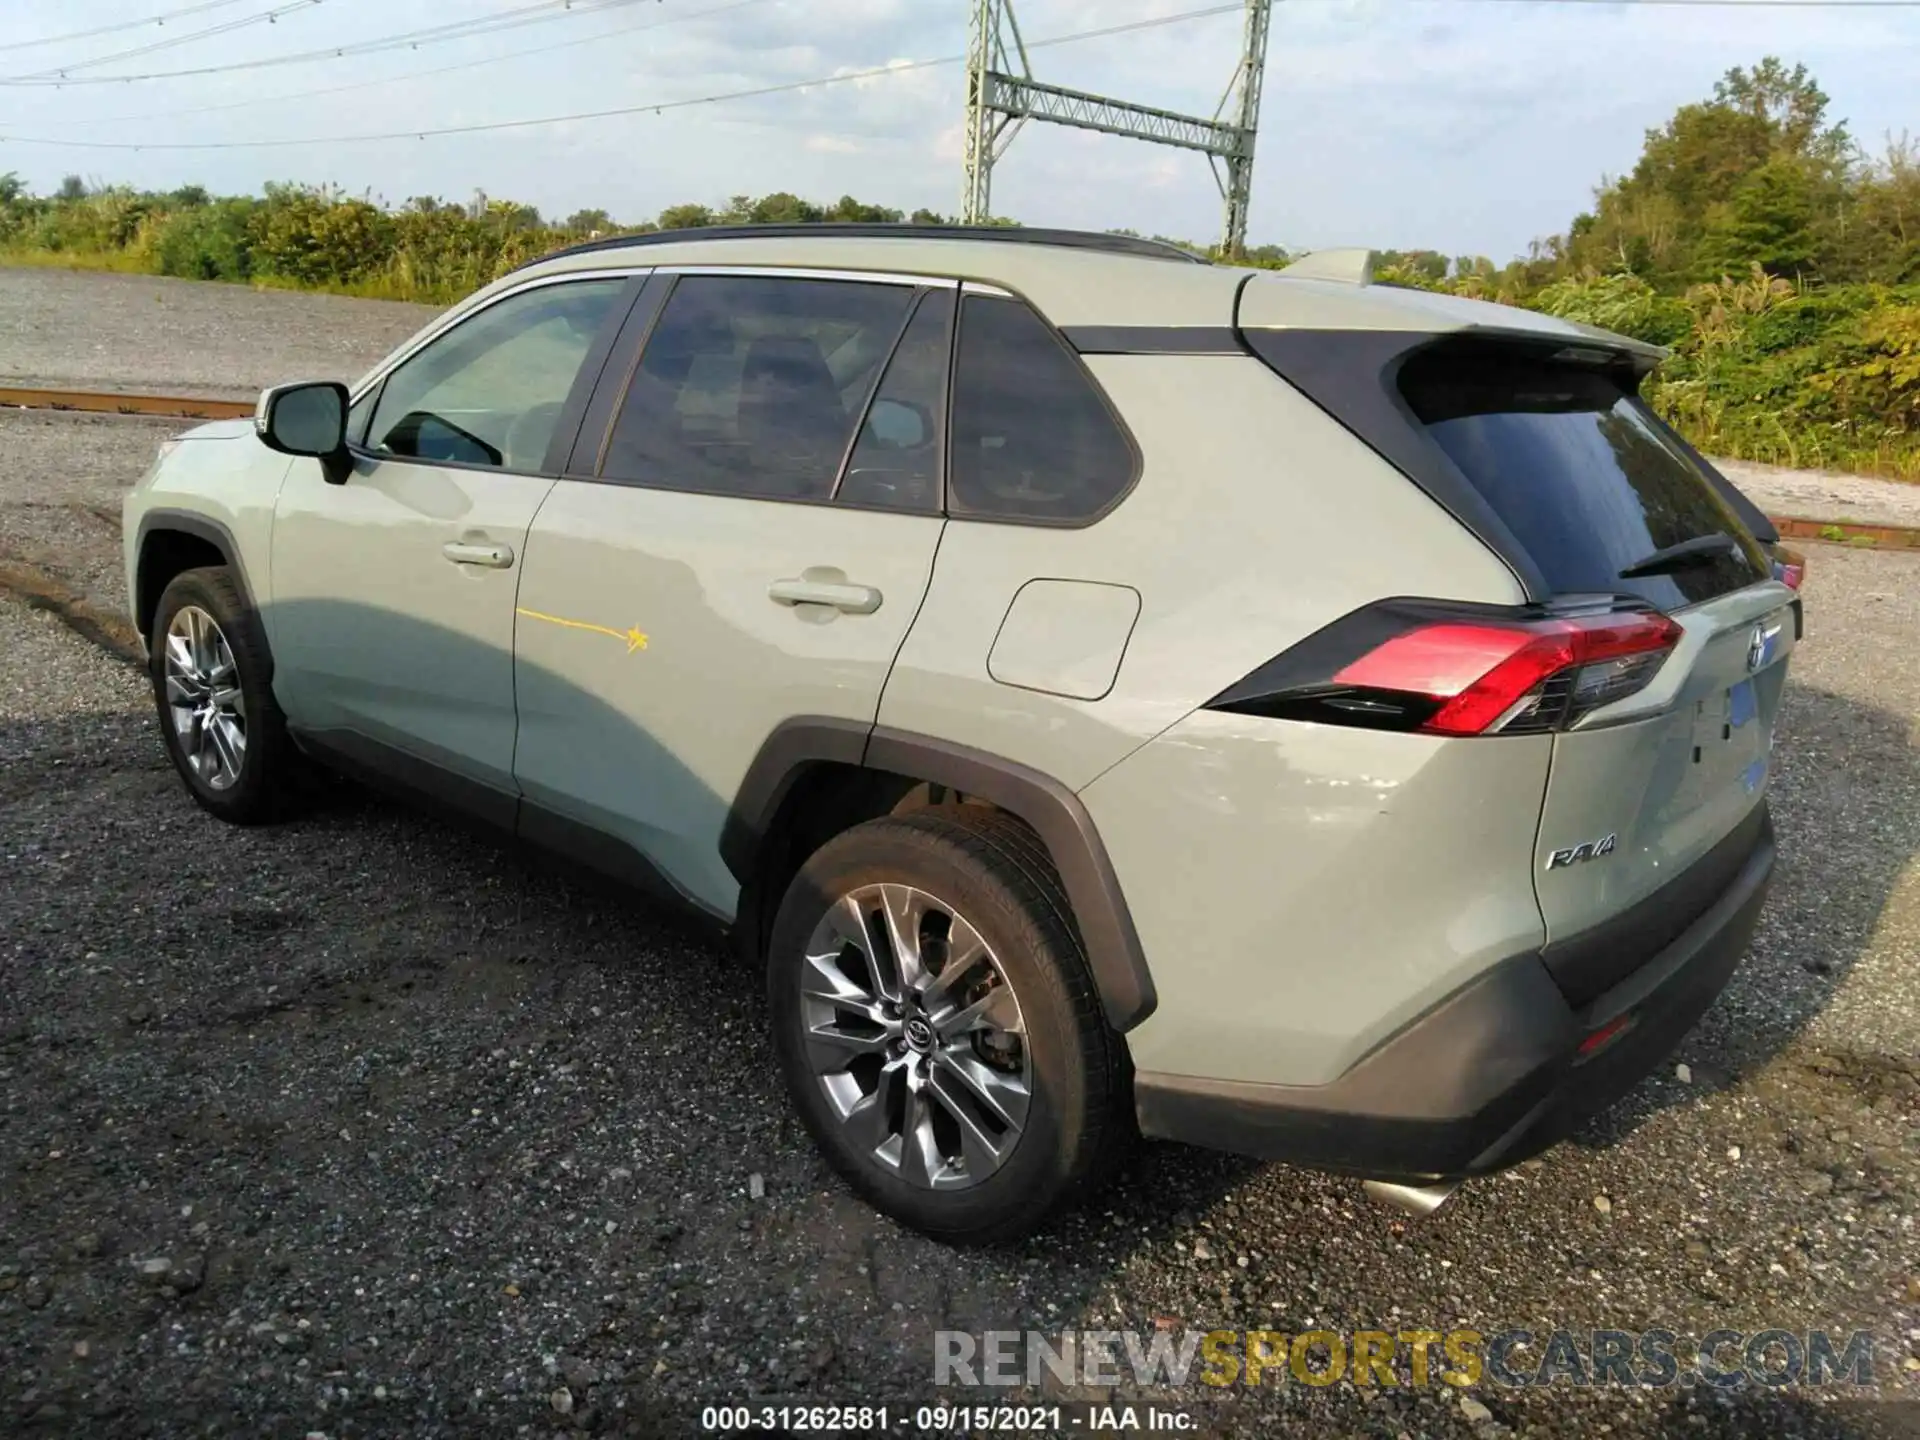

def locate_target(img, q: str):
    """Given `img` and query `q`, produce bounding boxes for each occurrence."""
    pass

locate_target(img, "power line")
[0,0,258,56]
[2,0,657,87]
[0,4,1247,150]
[9,1,330,81]
[9,0,1908,85]
[4,0,1905,150]
[56,0,773,129]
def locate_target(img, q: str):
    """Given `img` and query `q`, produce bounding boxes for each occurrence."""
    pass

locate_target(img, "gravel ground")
[0,411,174,647]
[0,428,1916,1438]
[1,271,1917,1437]
[1715,459,1920,531]
[0,267,437,400]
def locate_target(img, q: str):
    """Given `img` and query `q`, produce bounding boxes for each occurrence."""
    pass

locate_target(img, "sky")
[0,0,1914,262]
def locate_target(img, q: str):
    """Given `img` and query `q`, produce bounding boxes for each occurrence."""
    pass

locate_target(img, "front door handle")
[768,575,882,614]
[442,540,514,569]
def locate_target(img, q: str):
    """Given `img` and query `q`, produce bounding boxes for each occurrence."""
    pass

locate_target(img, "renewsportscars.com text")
[934,1327,1879,1391]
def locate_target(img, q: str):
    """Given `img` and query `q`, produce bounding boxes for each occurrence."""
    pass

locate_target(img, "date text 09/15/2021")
[699,1403,1196,1432]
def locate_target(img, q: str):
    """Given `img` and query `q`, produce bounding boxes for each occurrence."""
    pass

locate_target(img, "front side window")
[346,386,378,446]
[365,278,625,472]
[600,275,917,502]
[947,294,1137,523]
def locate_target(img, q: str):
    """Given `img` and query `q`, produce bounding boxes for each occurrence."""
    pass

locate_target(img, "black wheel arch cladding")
[135,510,259,646]
[725,719,1158,1033]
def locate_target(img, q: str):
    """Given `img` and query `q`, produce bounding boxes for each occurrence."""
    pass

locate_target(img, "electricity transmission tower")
[960,0,1273,255]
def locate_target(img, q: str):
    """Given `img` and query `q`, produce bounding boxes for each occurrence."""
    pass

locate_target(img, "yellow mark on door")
[516,607,649,654]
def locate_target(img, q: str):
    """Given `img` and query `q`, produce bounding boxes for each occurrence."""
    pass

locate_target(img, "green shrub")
[24,187,155,253]
[248,185,395,287]
[1745,289,1880,353]
[1528,273,1694,348]
[149,199,256,281]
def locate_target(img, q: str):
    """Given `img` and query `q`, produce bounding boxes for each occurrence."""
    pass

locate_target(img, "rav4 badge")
[1546,834,1617,870]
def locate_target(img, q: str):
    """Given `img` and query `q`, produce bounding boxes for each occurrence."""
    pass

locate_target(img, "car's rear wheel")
[150,566,304,825]
[768,808,1128,1242]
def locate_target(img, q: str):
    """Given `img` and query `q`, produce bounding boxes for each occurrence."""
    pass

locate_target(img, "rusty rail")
[0,385,253,421]
[1773,514,1920,551]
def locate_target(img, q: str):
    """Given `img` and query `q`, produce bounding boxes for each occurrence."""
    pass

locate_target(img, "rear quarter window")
[1399,344,1766,608]
[948,294,1138,524]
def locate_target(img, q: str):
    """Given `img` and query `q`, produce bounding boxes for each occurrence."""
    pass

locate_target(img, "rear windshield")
[1398,345,1766,608]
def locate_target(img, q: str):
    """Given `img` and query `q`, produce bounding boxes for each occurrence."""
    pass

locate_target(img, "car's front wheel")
[149,565,304,825]
[768,808,1128,1242]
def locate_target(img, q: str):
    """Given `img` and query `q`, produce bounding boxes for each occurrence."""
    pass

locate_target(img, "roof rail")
[1277,248,1377,286]
[509,223,1210,274]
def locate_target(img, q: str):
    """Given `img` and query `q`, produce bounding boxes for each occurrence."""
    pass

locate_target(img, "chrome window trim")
[651,265,962,289]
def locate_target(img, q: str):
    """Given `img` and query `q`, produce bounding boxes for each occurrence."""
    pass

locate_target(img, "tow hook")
[1361,1178,1461,1218]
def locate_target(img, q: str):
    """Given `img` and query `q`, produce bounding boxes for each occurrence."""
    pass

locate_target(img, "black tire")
[148,565,306,825]
[767,807,1130,1243]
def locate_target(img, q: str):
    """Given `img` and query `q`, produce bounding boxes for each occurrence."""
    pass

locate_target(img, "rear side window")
[1399,345,1766,608]
[600,275,915,502]
[948,294,1136,523]
[838,289,952,513]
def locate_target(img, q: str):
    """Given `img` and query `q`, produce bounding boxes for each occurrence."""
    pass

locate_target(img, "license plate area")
[1689,676,1772,797]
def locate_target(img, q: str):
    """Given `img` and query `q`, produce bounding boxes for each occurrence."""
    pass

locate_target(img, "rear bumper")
[1134,804,1774,1181]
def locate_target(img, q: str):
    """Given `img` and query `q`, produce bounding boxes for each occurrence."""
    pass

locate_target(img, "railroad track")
[4,384,1915,549]
[0,384,253,421]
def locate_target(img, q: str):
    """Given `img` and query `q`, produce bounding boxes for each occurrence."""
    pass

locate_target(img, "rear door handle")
[442,541,514,569]
[768,576,882,614]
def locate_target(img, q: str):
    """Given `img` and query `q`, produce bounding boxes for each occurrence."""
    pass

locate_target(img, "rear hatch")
[1241,314,1795,1006]
[1396,340,1794,1003]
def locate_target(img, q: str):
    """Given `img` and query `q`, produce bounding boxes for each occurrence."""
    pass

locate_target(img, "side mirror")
[864,398,933,451]
[256,381,350,481]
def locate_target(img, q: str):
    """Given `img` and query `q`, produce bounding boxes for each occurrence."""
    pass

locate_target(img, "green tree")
[1567,57,1851,285]
[746,192,822,224]
[1833,136,1920,283]
[657,202,713,230]
[823,194,902,223]
[563,207,614,235]
[1697,156,1820,279]
[1717,58,1852,169]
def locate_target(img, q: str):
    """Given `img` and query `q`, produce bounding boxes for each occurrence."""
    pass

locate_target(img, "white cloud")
[3,0,1915,257]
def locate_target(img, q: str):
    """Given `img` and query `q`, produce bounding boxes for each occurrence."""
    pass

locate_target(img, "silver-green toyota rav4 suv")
[125,226,1800,1242]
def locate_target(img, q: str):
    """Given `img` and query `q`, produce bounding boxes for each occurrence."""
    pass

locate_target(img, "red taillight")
[1330,611,1683,736]
[1771,544,1806,590]
[1205,599,1686,737]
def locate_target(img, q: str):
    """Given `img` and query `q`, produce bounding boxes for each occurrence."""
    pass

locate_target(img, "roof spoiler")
[1277,248,1377,286]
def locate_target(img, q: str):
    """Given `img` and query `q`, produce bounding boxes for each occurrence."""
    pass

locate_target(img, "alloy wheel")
[163,605,247,792]
[798,883,1032,1190]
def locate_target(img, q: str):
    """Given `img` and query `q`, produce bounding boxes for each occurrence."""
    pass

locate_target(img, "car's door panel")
[269,275,637,795]
[512,491,944,913]
[512,273,952,916]
[272,458,555,789]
